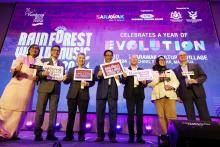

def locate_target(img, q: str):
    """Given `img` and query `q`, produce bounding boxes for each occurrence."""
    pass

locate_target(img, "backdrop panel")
[0,2,219,116]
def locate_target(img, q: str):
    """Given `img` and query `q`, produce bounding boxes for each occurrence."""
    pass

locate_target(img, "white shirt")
[131,66,139,88]
[51,58,58,66]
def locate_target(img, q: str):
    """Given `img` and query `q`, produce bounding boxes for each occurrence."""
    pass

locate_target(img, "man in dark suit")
[63,53,95,142]
[122,55,147,144]
[173,51,210,121]
[94,50,119,143]
[34,45,65,141]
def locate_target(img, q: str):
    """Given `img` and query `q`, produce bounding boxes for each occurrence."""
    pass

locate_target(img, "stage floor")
[1,131,158,147]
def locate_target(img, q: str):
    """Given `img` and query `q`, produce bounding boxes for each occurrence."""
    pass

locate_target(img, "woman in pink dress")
[0,44,40,140]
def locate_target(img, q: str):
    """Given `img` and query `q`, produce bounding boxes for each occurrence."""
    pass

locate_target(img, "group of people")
[0,44,211,144]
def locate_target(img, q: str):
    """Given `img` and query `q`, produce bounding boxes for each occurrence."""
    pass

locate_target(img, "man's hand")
[122,71,127,78]
[97,68,103,77]
[63,74,67,81]
[42,70,49,77]
[187,79,198,84]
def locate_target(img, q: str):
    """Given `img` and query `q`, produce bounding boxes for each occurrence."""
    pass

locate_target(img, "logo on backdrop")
[170,11,183,22]
[186,11,202,23]
[131,10,163,21]
[96,14,125,21]
[25,8,46,26]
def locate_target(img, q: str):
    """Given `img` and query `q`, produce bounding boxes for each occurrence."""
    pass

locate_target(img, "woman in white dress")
[0,44,40,140]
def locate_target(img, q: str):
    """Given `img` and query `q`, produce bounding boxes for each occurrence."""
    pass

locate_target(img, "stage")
[1,131,158,147]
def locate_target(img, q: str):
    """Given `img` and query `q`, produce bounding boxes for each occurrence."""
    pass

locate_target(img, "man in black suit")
[94,50,119,143]
[122,55,147,144]
[63,53,95,142]
[173,51,210,121]
[34,45,65,141]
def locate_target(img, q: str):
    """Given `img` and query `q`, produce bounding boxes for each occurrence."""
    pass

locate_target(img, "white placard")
[182,71,194,79]
[43,65,64,81]
[100,60,124,79]
[125,68,157,81]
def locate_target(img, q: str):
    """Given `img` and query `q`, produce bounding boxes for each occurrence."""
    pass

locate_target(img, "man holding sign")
[34,45,65,141]
[122,55,147,144]
[174,51,210,121]
[63,53,94,142]
[94,50,120,143]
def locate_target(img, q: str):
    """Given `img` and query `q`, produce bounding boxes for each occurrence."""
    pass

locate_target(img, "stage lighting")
[145,125,153,134]
[116,124,122,133]
[85,122,92,132]
[54,122,62,130]
[25,121,34,130]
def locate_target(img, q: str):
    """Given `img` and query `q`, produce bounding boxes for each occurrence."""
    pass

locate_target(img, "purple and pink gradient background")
[0,2,220,116]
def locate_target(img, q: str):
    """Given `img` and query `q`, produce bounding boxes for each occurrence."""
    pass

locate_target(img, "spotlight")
[145,125,153,134]
[116,124,122,133]
[25,121,34,130]
[54,122,62,130]
[85,123,92,132]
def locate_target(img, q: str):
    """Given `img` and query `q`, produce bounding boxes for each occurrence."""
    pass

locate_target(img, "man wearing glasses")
[174,51,210,121]
[34,45,65,141]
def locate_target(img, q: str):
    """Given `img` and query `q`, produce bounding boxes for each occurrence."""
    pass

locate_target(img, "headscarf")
[152,56,169,73]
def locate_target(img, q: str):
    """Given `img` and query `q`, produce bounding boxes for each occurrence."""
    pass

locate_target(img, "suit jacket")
[173,63,207,100]
[37,58,65,95]
[94,65,119,100]
[121,67,146,100]
[64,66,95,100]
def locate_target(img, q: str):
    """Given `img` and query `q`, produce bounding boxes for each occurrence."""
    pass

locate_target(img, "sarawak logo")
[96,14,125,21]
[25,8,46,26]
[170,11,183,22]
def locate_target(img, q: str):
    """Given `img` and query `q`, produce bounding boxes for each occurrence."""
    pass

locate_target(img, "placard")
[43,65,64,81]
[74,68,93,81]
[100,60,124,79]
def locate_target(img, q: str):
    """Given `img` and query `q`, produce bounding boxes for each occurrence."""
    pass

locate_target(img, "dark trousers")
[183,88,210,121]
[96,88,117,139]
[34,92,59,137]
[126,87,144,139]
[65,97,89,138]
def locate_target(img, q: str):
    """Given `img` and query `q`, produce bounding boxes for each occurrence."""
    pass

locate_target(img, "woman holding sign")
[0,44,40,140]
[148,56,179,143]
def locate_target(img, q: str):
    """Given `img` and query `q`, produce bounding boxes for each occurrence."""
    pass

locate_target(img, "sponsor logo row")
[24,7,203,27]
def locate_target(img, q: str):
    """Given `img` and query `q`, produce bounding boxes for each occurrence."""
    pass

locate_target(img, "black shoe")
[78,136,85,142]
[8,136,20,141]
[34,135,43,141]
[109,138,118,143]
[63,136,73,141]
[159,134,169,146]
[128,138,134,143]
[160,134,169,141]
[0,136,6,142]
[46,135,58,141]
[136,138,146,144]
[95,137,104,142]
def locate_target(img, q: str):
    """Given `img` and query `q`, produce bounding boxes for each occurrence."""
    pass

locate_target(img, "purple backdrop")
[0,2,220,116]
